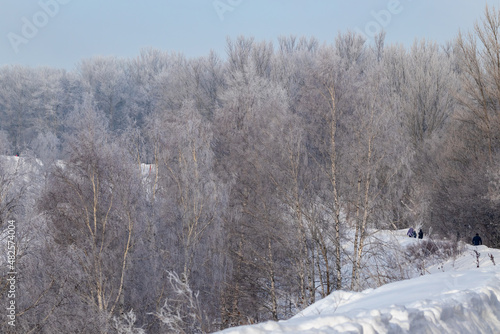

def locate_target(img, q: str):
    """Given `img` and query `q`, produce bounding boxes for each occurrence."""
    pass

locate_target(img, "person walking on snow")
[418,229,423,239]
[472,233,482,246]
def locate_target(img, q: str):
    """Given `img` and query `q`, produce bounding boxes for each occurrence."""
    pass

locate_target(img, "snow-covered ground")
[218,230,500,333]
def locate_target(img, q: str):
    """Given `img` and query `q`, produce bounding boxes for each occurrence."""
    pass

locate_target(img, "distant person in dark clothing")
[418,229,423,239]
[407,228,415,238]
[472,233,482,246]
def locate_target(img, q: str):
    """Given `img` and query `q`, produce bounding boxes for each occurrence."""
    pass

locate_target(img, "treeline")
[1,6,500,333]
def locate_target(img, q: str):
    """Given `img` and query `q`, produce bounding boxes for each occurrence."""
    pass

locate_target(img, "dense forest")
[1,6,500,333]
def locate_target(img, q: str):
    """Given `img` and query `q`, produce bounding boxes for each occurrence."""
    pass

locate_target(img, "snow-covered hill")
[218,231,500,333]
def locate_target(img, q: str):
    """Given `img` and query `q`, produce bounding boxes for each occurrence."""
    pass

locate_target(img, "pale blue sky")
[0,0,497,69]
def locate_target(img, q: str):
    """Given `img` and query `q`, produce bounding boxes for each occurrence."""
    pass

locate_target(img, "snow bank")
[217,243,500,333]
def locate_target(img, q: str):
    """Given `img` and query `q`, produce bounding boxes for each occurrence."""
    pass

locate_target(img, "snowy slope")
[217,234,500,333]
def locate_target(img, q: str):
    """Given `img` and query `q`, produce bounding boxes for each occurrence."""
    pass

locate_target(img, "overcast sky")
[0,0,497,70]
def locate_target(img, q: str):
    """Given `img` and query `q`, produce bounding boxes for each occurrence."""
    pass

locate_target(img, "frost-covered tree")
[78,56,129,131]
[0,66,64,153]
[401,40,456,148]
[38,96,143,332]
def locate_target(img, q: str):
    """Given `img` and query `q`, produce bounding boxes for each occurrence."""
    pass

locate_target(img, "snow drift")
[217,235,500,333]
